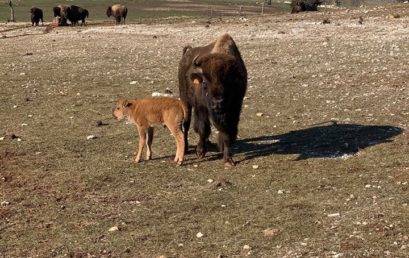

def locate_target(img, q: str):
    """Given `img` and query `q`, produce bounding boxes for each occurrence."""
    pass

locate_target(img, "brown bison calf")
[113,97,187,166]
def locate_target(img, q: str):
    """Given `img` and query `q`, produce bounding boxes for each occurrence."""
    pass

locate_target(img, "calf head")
[190,53,236,112]
[113,99,132,120]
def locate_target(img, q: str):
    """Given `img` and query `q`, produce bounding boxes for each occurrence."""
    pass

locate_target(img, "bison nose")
[211,98,223,109]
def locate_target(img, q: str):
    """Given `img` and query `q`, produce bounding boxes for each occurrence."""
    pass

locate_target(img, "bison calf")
[113,97,187,166]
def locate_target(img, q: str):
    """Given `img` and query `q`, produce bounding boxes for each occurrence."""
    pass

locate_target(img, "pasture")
[1,2,409,257]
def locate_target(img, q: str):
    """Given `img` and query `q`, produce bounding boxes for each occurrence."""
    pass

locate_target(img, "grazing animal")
[53,4,70,25]
[106,4,128,24]
[30,7,43,26]
[113,97,187,166]
[291,0,321,13]
[178,33,247,167]
[68,5,89,25]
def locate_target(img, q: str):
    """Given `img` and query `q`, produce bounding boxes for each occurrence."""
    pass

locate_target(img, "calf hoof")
[176,160,183,167]
[145,156,152,161]
[135,157,141,163]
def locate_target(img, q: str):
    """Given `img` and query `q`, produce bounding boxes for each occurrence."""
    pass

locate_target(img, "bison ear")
[190,73,203,88]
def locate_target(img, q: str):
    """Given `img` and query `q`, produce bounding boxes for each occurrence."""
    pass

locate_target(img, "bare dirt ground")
[1,4,409,257]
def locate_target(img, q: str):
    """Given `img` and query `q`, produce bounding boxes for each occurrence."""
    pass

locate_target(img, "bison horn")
[192,55,200,66]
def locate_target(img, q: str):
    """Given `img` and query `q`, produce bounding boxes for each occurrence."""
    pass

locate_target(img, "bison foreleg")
[193,108,210,158]
[218,131,235,167]
[182,104,192,154]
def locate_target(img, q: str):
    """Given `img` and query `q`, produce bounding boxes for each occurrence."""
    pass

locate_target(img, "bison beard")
[178,34,247,167]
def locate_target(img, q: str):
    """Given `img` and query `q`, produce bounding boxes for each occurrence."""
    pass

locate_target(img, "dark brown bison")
[291,0,321,13]
[178,34,247,167]
[106,4,128,24]
[68,5,89,26]
[30,7,43,26]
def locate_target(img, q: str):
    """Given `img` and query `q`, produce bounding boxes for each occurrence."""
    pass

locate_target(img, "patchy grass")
[1,3,409,257]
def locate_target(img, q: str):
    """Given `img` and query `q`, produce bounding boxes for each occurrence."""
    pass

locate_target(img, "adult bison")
[68,5,89,25]
[178,34,247,167]
[291,0,321,13]
[30,7,43,26]
[53,4,70,25]
[106,4,128,24]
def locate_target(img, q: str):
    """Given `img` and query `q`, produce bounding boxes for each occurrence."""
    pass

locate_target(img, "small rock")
[277,190,284,194]
[196,232,204,238]
[1,201,10,206]
[25,52,33,56]
[252,165,259,169]
[86,135,97,140]
[322,18,331,24]
[243,245,251,250]
[108,226,119,232]
[256,112,264,117]
[327,213,340,217]
[129,81,137,85]
[0,137,4,141]
[263,228,280,238]
[207,178,214,183]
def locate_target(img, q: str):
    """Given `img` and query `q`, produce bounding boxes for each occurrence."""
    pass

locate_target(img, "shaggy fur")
[53,4,70,25]
[106,4,128,25]
[68,5,89,26]
[30,7,43,26]
[178,34,247,167]
[113,97,187,166]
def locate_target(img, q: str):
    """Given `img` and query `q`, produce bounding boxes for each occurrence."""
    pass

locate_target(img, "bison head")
[113,99,132,120]
[106,6,112,17]
[190,53,236,112]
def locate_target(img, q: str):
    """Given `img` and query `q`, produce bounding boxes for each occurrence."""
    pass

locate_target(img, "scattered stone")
[0,137,4,141]
[1,201,10,206]
[25,52,33,56]
[243,245,251,250]
[108,226,119,232]
[153,35,158,39]
[252,165,259,169]
[263,228,280,238]
[322,18,331,24]
[327,213,340,217]
[207,178,214,183]
[277,190,284,194]
[86,135,97,140]
[129,81,137,85]
[196,232,204,238]
[256,112,264,117]
[96,120,108,127]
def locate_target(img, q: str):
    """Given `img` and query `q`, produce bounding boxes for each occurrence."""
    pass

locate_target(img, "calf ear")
[123,100,132,108]
[190,73,203,87]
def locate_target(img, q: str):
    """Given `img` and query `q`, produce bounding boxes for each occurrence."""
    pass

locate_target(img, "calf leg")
[193,107,210,158]
[145,127,154,160]
[168,124,185,166]
[135,125,146,163]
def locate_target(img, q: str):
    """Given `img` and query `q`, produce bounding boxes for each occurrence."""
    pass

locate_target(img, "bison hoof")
[224,159,235,168]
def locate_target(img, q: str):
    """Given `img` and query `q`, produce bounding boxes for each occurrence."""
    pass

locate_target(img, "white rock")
[243,245,251,250]
[277,190,284,194]
[108,226,119,232]
[1,201,10,206]
[196,232,204,238]
[130,81,137,85]
[0,137,4,141]
[252,165,259,169]
[207,179,214,183]
[86,135,97,140]
[327,213,340,217]
[256,112,264,117]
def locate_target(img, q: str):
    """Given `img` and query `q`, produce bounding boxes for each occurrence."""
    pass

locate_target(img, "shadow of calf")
[234,122,403,161]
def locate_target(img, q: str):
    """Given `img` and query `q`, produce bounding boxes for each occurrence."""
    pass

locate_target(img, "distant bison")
[30,7,43,26]
[178,34,247,167]
[53,4,70,25]
[291,0,321,13]
[68,5,89,25]
[106,4,128,24]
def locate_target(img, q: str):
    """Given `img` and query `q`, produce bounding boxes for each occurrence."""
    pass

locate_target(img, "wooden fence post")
[8,0,15,22]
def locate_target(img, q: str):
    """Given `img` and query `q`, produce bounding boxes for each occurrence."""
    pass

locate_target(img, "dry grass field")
[1,3,409,257]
